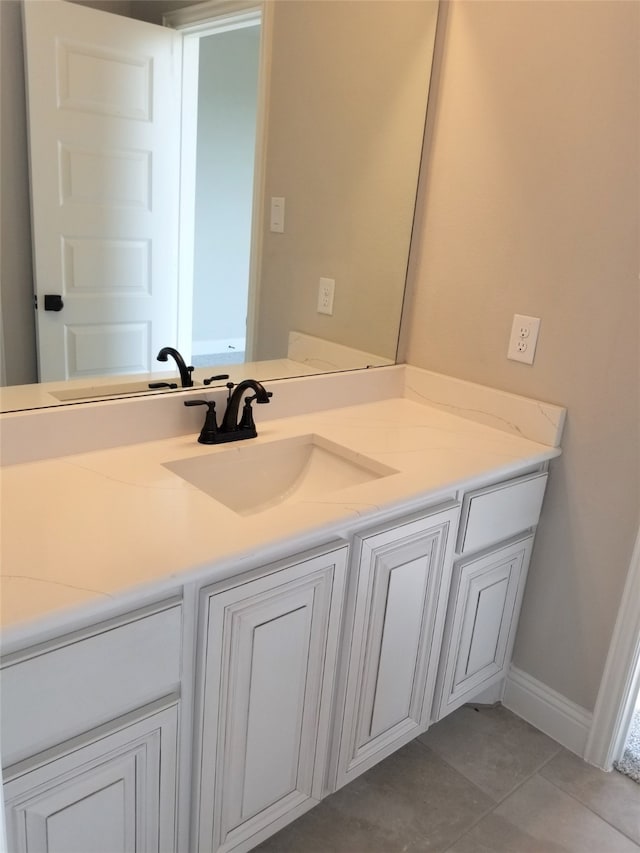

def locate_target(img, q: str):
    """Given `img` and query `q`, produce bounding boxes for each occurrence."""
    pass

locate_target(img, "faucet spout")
[220,379,271,434]
[156,347,194,388]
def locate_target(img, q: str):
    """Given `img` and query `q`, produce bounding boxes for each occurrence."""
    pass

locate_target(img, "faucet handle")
[238,392,273,431]
[203,374,230,386]
[184,399,218,444]
[238,397,256,432]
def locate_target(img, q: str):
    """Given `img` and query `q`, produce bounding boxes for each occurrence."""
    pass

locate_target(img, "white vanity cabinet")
[0,471,555,852]
[433,471,548,720]
[332,504,459,790]
[193,543,349,853]
[1,600,183,853]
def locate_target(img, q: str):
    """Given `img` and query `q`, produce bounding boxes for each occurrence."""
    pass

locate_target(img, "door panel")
[232,597,312,823]
[24,759,136,853]
[23,0,182,381]
[369,551,433,738]
[460,574,510,679]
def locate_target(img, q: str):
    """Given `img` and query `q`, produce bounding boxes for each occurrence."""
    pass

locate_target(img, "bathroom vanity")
[0,365,564,853]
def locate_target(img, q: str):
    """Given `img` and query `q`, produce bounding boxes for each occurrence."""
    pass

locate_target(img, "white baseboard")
[503,666,592,757]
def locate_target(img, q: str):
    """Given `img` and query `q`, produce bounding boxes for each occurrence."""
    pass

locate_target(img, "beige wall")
[403,0,640,711]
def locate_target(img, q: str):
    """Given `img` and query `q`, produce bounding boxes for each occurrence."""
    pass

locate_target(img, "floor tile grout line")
[540,772,640,849]
[439,742,640,853]
[415,729,564,807]
[419,738,569,853]
[441,770,640,853]
[487,743,565,805]
[415,737,564,853]
[411,738,502,852]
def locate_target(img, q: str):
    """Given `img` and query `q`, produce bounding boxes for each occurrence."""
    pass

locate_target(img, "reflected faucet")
[156,347,194,388]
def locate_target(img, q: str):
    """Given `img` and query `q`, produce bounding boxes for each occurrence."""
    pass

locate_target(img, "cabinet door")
[434,536,534,721]
[334,506,458,789]
[4,704,178,853]
[195,545,348,853]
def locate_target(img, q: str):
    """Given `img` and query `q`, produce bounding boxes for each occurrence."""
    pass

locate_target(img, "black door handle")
[44,294,64,311]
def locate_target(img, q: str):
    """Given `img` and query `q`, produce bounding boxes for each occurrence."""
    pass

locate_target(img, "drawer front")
[457,472,547,554]
[1,602,182,766]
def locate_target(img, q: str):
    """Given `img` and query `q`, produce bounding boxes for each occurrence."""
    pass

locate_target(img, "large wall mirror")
[0,0,440,412]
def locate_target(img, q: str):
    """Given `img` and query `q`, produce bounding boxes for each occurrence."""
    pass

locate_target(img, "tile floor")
[255,704,640,853]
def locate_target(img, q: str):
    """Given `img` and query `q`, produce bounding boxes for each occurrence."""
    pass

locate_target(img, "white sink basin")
[163,434,397,515]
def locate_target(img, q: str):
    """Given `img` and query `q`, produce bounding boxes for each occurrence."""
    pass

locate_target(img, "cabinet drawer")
[457,472,547,554]
[1,602,182,766]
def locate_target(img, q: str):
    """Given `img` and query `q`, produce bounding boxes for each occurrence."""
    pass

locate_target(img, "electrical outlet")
[317,277,335,315]
[507,314,540,364]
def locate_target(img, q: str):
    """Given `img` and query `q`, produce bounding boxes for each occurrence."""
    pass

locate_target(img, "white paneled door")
[23,0,182,381]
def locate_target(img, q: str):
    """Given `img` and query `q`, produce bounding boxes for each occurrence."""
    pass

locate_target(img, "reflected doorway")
[176,8,263,368]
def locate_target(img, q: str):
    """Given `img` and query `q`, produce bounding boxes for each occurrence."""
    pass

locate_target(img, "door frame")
[584,522,640,769]
[164,0,272,363]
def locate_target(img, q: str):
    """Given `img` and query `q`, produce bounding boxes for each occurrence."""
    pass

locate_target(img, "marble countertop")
[0,369,564,642]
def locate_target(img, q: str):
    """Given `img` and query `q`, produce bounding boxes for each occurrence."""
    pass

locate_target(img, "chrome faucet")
[184,379,272,444]
[156,347,194,388]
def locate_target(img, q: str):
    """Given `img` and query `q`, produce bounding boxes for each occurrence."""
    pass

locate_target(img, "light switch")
[270,197,285,233]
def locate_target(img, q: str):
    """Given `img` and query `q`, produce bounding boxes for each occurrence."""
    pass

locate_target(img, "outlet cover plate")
[317,277,335,315]
[507,314,540,364]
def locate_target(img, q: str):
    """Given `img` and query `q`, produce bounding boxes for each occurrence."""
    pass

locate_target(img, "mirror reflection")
[0,0,440,412]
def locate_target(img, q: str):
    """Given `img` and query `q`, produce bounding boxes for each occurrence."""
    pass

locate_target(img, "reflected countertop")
[0,358,320,412]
